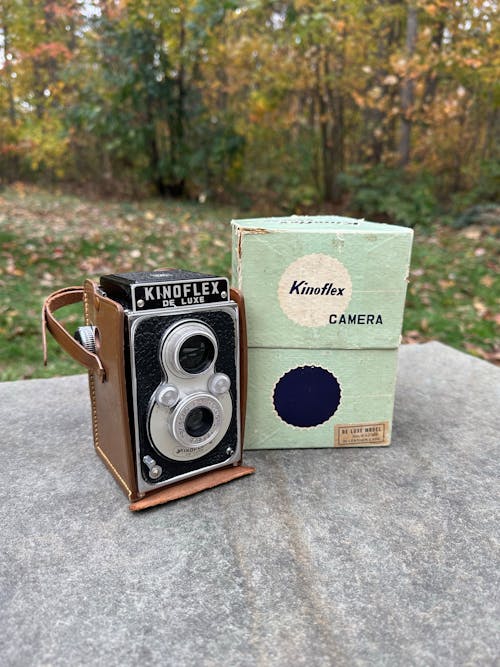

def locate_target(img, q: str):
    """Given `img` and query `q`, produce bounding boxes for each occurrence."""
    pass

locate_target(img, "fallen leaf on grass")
[464,228,482,240]
[79,257,113,273]
[472,297,488,317]
[483,312,500,325]
[480,275,495,288]
[402,330,426,343]
[465,343,500,366]
[40,272,55,287]
[5,257,24,276]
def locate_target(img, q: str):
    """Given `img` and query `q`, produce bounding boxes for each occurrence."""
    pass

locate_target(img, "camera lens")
[178,335,215,374]
[162,322,218,378]
[151,391,232,455]
[184,406,214,438]
[168,392,224,449]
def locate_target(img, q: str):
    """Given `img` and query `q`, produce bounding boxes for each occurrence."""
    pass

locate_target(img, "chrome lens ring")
[161,322,218,377]
[171,393,223,448]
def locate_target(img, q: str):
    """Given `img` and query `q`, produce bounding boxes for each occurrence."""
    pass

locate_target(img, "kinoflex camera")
[42,270,254,511]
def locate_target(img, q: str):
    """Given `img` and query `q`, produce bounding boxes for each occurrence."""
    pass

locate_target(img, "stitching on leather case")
[83,286,100,456]
[88,372,99,450]
[95,442,133,500]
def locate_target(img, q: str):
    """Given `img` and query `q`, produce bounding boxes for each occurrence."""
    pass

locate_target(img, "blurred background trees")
[0,0,498,222]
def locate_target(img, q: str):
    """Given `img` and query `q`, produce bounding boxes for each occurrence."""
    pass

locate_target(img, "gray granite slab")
[0,342,498,666]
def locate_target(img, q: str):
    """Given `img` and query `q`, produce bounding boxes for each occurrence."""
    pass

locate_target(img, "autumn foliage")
[0,1,498,217]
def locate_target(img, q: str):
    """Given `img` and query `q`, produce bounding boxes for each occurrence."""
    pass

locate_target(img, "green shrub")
[339,165,438,228]
[452,203,500,229]
[450,159,500,213]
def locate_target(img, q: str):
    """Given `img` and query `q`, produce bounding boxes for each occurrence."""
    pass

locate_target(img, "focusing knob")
[156,384,180,408]
[74,326,97,354]
[208,373,231,395]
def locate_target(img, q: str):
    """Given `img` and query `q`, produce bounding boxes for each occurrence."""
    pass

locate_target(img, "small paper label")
[334,421,390,447]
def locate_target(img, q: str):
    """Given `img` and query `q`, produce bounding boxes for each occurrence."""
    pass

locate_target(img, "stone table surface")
[0,342,498,666]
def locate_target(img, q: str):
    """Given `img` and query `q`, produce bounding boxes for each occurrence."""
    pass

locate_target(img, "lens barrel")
[178,335,215,374]
[162,322,218,378]
[170,393,223,448]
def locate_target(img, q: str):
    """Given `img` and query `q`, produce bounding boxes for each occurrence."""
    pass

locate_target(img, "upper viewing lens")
[178,335,215,374]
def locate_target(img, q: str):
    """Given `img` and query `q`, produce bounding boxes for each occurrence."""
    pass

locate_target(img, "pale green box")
[231,215,413,449]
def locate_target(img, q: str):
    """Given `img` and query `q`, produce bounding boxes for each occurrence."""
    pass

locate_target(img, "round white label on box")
[278,254,352,327]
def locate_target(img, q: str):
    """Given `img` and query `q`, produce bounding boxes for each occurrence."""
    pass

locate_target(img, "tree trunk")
[166,10,186,198]
[422,20,444,107]
[1,3,17,127]
[319,49,344,204]
[399,3,418,167]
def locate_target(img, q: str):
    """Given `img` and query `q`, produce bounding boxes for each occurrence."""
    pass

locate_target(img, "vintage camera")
[43,270,254,510]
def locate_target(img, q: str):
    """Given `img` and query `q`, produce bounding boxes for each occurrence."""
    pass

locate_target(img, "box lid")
[231,215,413,349]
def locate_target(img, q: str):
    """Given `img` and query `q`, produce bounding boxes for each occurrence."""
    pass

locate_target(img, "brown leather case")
[83,279,139,500]
[42,281,254,510]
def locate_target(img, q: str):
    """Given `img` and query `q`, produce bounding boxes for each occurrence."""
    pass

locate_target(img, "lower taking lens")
[184,406,214,438]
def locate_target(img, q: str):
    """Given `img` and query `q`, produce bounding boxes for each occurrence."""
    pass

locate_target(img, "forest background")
[0,0,499,379]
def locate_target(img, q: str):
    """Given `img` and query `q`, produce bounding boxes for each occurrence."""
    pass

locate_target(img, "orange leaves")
[460,57,484,70]
[30,42,73,62]
[351,91,365,108]
[0,144,23,156]
[424,4,440,17]
[44,2,78,20]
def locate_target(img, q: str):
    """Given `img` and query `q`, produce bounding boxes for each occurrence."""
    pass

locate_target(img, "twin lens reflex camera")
[70,270,247,505]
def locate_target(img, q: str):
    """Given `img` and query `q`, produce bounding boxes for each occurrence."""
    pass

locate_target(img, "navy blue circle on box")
[273,365,341,428]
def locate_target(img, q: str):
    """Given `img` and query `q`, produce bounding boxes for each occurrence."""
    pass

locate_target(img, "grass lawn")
[1,184,498,380]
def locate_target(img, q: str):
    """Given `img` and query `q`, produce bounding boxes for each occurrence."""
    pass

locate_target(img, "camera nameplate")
[131,277,230,312]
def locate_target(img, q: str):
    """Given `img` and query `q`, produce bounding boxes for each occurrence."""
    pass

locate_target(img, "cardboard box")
[231,215,413,449]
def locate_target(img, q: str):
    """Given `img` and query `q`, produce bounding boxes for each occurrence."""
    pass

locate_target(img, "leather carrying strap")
[42,286,106,380]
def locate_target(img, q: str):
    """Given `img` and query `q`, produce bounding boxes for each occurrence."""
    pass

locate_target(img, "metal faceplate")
[131,277,230,312]
[127,303,241,494]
